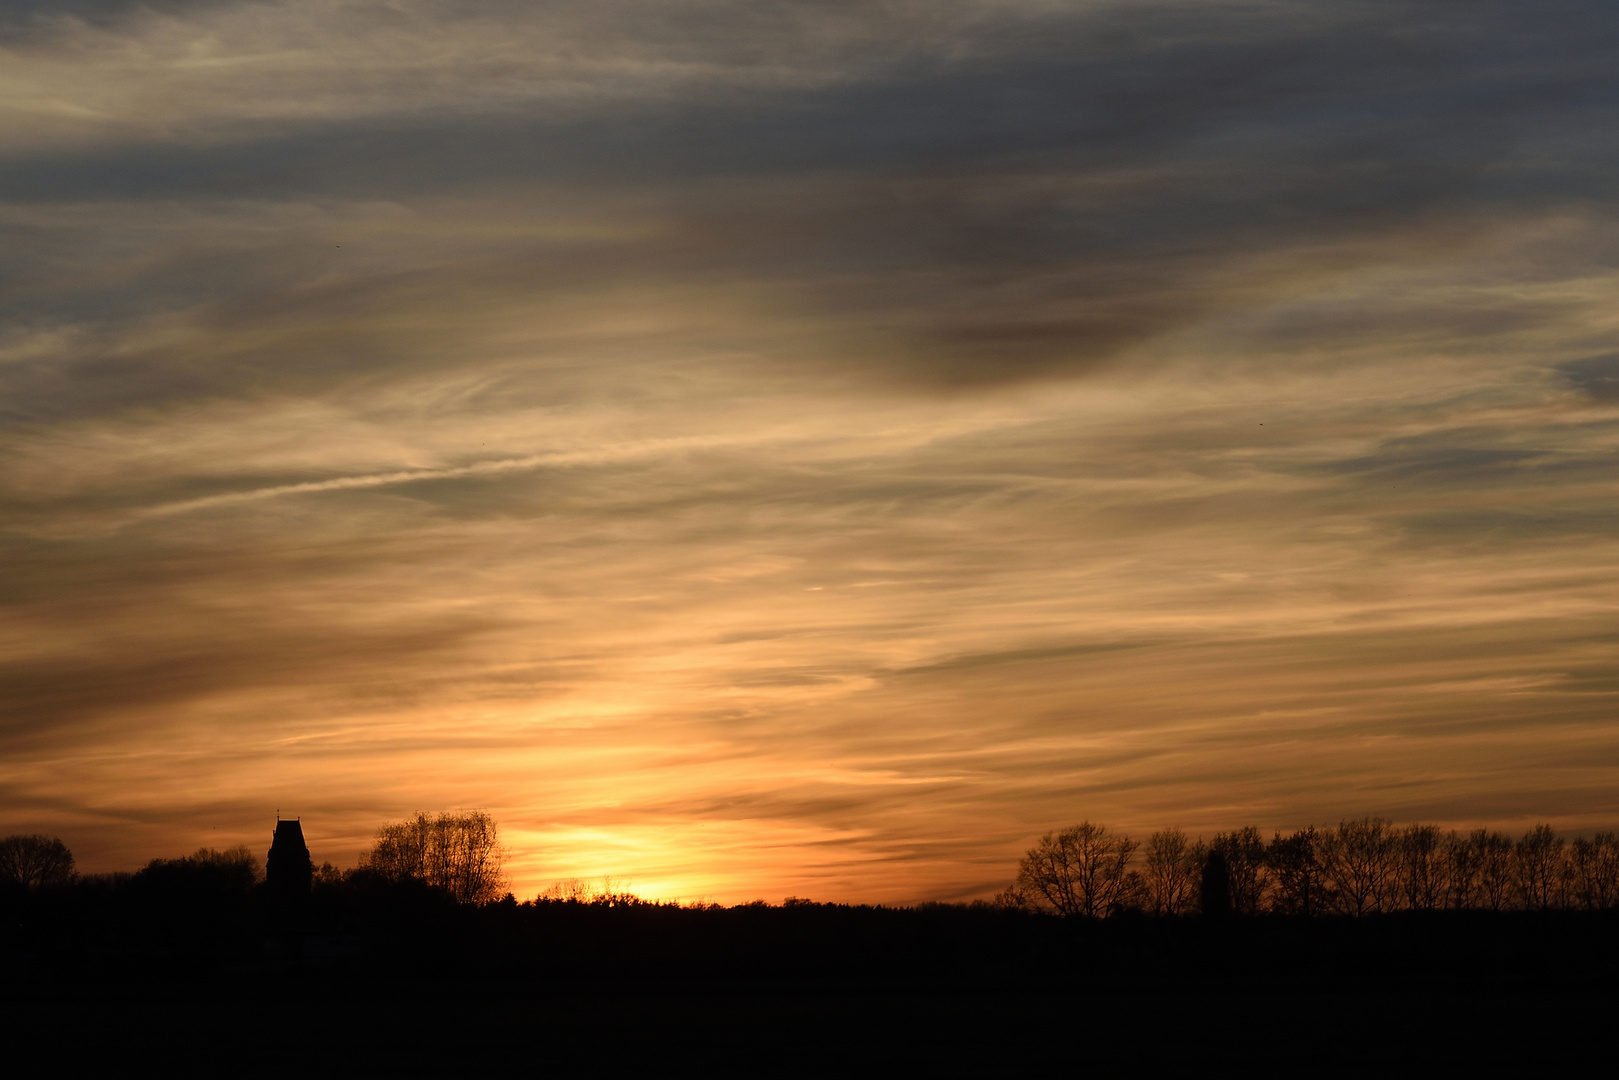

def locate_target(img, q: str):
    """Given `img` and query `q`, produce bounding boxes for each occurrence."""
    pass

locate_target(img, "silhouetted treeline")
[1008,820,1619,917]
[7,858,1619,994]
[5,821,1619,994]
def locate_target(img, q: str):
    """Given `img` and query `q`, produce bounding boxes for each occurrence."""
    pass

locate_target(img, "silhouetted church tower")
[266,817,313,898]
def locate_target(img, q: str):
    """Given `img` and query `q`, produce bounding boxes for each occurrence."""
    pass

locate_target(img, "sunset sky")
[3,0,1618,903]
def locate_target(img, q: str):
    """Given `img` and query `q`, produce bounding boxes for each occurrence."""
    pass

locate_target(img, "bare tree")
[1441,831,1478,910]
[1210,827,1269,915]
[1399,824,1445,911]
[1142,829,1200,916]
[1474,830,1516,911]
[1015,822,1138,917]
[1567,833,1619,911]
[1322,818,1398,916]
[991,883,1030,910]
[1267,828,1326,916]
[1514,824,1564,911]
[0,834,75,889]
[365,810,507,904]
[1597,832,1619,909]
[1119,870,1147,912]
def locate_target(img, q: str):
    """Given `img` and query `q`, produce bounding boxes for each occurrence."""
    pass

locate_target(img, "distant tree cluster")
[1008,820,1619,917]
[363,810,507,904]
[137,845,263,890]
[536,876,645,905]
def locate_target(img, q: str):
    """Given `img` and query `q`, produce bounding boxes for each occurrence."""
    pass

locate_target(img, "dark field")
[5,879,1615,1070]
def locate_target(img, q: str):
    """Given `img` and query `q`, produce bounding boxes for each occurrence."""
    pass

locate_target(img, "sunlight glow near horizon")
[3,1,1619,904]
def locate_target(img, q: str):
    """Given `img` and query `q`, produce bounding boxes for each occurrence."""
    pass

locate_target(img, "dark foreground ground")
[13,980,1615,1073]
[4,886,1616,1070]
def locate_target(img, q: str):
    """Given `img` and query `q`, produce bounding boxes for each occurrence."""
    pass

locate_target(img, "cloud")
[1,1,1613,396]
[1560,354,1619,402]
[2,1,1619,900]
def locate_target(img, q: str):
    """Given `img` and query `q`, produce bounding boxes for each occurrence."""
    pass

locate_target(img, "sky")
[2,0,1618,903]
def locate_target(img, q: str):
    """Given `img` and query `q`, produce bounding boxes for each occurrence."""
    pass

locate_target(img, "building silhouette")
[266,817,313,898]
